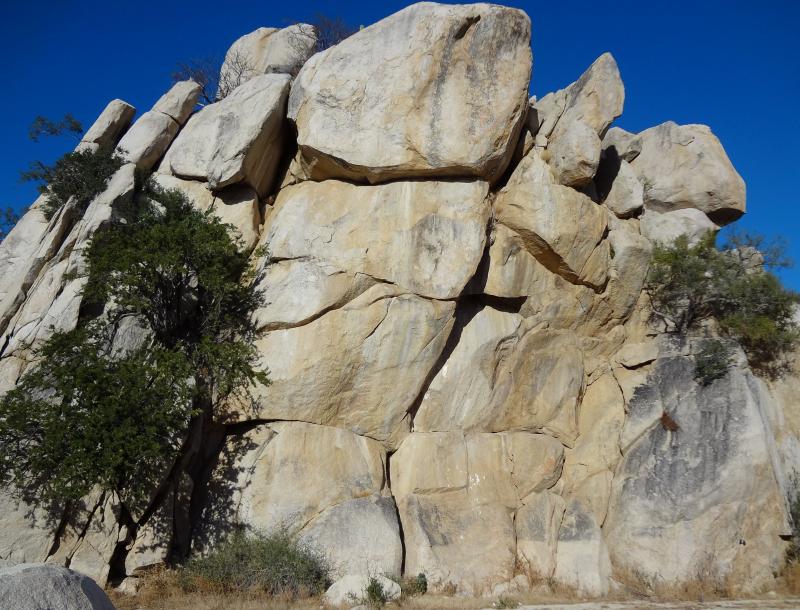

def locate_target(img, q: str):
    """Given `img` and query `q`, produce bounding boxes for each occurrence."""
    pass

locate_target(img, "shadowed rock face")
[2,1,796,601]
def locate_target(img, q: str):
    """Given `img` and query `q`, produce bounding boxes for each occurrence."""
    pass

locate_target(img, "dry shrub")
[612,559,733,602]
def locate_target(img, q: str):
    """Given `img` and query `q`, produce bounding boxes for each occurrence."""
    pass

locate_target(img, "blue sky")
[1,0,798,287]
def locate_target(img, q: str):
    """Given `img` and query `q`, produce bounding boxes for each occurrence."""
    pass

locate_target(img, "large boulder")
[288,3,531,183]
[604,338,791,591]
[220,24,317,85]
[260,179,490,300]
[631,121,746,224]
[495,150,609,289]
[162,74,291,197]
[0,564,116,610]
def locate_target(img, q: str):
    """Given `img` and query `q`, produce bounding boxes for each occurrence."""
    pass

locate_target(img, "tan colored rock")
[325,574,401,607]
[117,81,200,170]
[0,492,55,568]
[117,111,179,170]
[252,259,374,331]
[393,431,564,593]
[211,185,261,251]
[495,151,609,289]
[262,179,489,300]
[640,207,719,247]
[548,119,601,187]
[220,24,317,84]
[631,121,746,223]
[152,80,201,125]
[615,341,658,368]
[534,52,624,140]
[77,99,136,152]
[289,3,531,183]
[414,305,522,432]
[162,74,290,196]
[249,286,455,446]
[206,422,387,537]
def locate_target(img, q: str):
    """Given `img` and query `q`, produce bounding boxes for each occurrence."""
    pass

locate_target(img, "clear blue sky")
[1,0,798,288]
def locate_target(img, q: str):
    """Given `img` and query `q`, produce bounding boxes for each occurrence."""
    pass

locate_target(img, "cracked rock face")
[2,1,798,601]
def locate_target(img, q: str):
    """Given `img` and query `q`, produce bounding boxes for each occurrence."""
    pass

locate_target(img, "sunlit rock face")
[3,1,796,600]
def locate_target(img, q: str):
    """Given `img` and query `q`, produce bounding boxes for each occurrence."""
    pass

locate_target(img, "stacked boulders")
[0,2,795,602]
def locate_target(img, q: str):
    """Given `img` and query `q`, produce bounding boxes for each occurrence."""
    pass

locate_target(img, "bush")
[400,572,428,596]
[181,530,330,597]
[646,232,799,377]
[694,340,734,386]
[21,146,125,220]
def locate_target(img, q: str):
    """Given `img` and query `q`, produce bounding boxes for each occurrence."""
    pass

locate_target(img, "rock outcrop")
[2,1,797,602]
[0,564,116,610]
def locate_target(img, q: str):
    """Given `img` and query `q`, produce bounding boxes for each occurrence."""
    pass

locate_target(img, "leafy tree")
[0,181,268,515]
[1,207,21,241]
[20,147,124,220]
[646,232,799,377]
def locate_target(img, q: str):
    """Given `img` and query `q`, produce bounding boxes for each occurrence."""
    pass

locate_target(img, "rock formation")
[0,2,797,601]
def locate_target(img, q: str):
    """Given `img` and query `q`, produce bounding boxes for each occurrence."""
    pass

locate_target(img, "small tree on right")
[646,231,799,379]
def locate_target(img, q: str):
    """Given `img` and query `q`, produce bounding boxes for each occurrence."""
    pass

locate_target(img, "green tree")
[20,147,124,220]
[0,180,268,515]
[646,232,799,377]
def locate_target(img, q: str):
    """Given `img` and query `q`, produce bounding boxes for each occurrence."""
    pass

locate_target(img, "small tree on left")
[0,176,268,535]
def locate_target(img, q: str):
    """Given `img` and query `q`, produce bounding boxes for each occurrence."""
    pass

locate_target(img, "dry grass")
[775,560,800,596]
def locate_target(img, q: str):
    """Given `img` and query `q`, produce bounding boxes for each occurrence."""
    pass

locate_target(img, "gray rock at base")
[604,338,791,591]
[299,495,402,580]
[0,564,116,610]
[324,574,401,607]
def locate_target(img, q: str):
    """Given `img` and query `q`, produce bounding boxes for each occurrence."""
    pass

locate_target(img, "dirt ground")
[109,591,800,610]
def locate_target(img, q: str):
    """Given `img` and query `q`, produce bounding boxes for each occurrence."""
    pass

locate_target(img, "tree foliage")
[28,113,83,143]
[0,181,267,512]
[20,146,124,220]
[646,232,799,377]
[0,207,21,241]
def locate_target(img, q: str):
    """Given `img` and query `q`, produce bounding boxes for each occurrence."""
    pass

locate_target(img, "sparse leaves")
[172,51,255,105]
[28,113,83,142]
